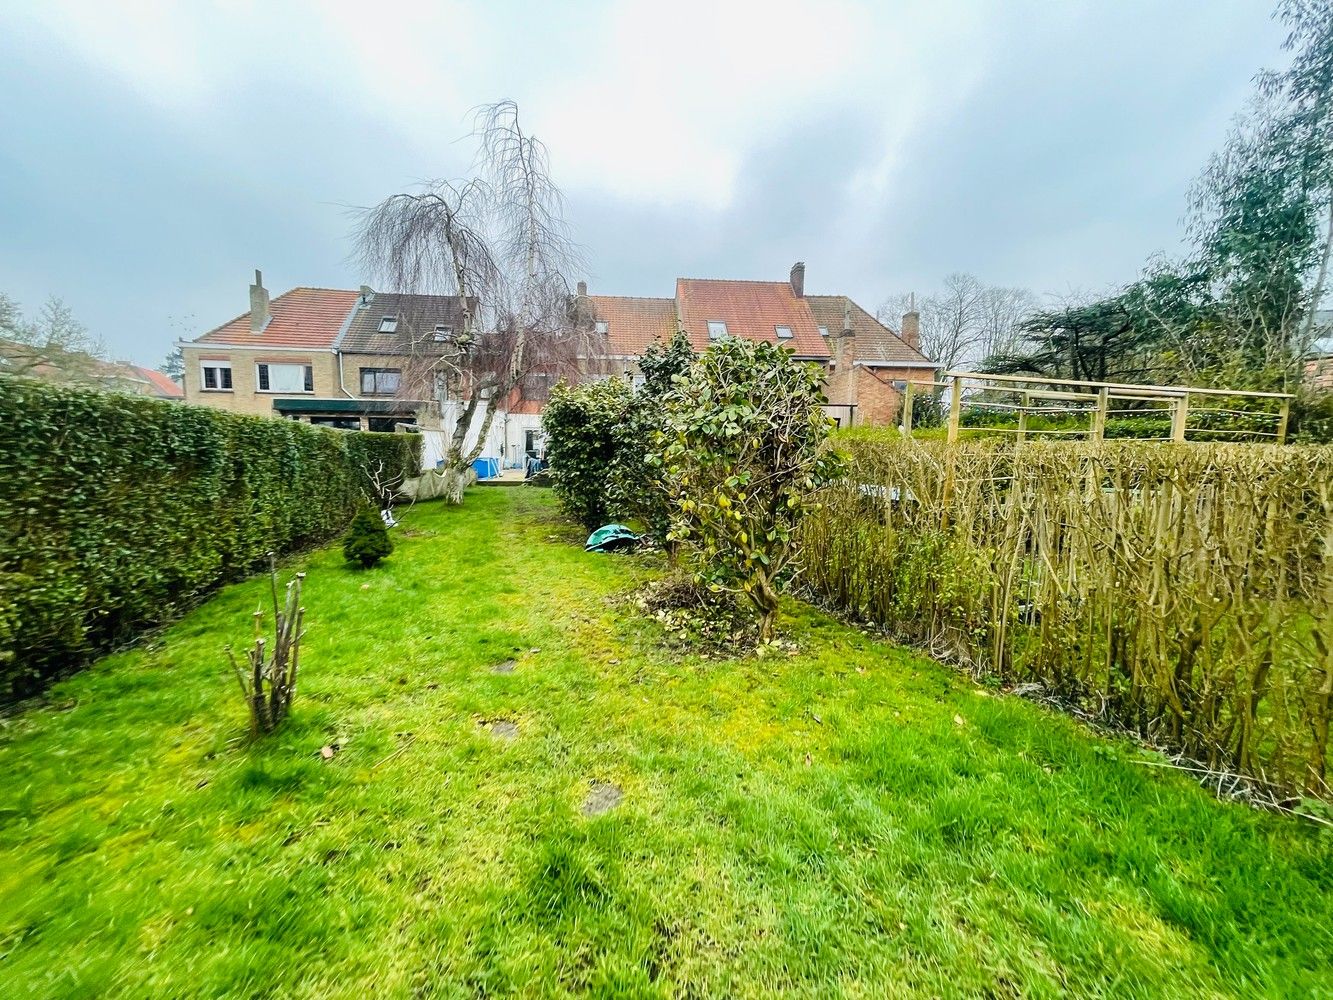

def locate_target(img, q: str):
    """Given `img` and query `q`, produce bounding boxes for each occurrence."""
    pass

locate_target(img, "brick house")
[180,264,936,470]
[179,273,463,433]
[578,262,937,429]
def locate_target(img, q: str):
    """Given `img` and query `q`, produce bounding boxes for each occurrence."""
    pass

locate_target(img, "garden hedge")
[0,377,421,699]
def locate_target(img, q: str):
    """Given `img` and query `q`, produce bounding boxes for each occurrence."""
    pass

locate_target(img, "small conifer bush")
[343,507,393,568]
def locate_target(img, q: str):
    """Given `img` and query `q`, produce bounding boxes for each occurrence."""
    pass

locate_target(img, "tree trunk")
[1298,200,1333,358]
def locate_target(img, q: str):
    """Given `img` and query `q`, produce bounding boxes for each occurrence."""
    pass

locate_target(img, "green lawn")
[1,489,1330,998]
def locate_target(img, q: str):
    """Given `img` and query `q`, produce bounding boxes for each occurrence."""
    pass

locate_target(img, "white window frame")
[379,315,399,333]
[255,362,314,394]
[200,360,233,392]
[432,324,452,342]
[775,325,794,339]
[818,326,829,337]
[595,320,609,335]
[707,320,727,340]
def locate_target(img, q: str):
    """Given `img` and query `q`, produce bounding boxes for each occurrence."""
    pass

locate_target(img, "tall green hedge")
[0,377,421,699]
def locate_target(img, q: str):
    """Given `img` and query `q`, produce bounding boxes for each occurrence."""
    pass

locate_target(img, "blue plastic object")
[472,457,500,480]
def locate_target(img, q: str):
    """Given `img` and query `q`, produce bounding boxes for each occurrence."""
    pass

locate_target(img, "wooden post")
[901,380,915,439]
[1171,394,1189,443]
[1017,391,1029,443]
[1092,387,1109,442]
[1276,397,1291,445]
[946,375,963,445]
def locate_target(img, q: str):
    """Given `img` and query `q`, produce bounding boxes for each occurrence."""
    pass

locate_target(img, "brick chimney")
[901,294,920,352]
[576,280,588,297]
[249,270,271,332]
[789,261,805,298]
[834,297,856,368]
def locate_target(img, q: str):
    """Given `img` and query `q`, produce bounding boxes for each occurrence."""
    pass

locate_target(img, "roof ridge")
[677,277,792,286]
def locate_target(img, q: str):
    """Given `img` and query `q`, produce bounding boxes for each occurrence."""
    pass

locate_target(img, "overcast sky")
[0,1,1290,366]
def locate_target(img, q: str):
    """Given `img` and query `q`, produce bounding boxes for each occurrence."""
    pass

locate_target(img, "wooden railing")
[898,371,1294,445]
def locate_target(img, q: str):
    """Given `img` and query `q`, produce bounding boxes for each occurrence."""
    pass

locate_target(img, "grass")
[1,489,1330,998]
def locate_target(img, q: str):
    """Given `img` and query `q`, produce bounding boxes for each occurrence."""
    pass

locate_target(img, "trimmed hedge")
[0,377,421,698]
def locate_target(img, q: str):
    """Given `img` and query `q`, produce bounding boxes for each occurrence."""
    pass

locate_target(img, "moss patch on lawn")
[0,488,1330,998]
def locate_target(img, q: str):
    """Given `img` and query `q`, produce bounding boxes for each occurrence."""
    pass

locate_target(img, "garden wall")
[803,436,1333,796]
[0,377,421,699]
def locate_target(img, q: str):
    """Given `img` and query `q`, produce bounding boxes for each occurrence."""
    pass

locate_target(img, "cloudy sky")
[0,1,1289,366]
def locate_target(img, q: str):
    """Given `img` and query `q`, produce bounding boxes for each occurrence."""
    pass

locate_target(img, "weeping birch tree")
[355,101,585,502]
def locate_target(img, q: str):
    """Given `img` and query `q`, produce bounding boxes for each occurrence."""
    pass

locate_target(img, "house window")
[818,325,829,337]
[379,315,398,333]
[595,320,609,335]
[707,321,727,340]
[201,360,233,391]
[775,325,793,339]
[433,324,452,342]
[256,363,313,393]
[360,367,402,396]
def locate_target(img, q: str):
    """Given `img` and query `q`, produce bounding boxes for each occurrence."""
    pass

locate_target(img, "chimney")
[834,297,856,368]
[901,293,920,352]
[576,280,588,297]
[249,269,271,332]
[789,261,805,298]
[357,284,374,307]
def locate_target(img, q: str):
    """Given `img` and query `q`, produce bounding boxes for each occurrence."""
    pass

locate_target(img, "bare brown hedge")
[803,437,1333,797]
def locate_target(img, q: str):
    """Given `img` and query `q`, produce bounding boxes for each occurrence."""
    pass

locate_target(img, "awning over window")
[271,397,426,415]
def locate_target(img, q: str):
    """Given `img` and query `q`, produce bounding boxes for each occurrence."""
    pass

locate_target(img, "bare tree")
[879,273,1029,371]
[976,285,1038,362]
[0,294,108,383]
[355,101,586,502]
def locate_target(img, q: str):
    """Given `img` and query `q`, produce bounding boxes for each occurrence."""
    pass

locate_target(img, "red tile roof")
[805,296,935,366]
[675,278,829,359]
[131,365,184,398]
[586,295,678,356]
[194,287,359,349]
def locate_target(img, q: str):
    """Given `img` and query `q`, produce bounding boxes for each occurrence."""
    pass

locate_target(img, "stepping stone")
[480,719,518,742]
[492,659,516,674]
[581,782,623,816]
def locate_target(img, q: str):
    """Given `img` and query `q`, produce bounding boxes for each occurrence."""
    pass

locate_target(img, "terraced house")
[181,264,937,470]
[576,261,937,428]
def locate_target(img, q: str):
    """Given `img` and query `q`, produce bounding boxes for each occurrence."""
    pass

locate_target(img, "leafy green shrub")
[343,508,393,567]
[607,331,695,547]
[542,376,633,530]
[658,339,844,641]
[0,376,420,699]
[543,332,696,539]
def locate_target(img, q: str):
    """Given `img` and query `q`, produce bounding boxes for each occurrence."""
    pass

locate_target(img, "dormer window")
[707,321,727,340]
[433,324,453,342]
[379,315,398,333]
[595,320,609,335]
[775,325,793,339]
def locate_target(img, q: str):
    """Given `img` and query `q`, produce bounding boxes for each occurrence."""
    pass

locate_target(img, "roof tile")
[676,278,829,359]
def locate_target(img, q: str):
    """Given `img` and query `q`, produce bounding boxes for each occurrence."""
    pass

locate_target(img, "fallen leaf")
[529,647,541,654]
[812,714,823,725]
[953,714,965,727]
[804,752,812,767]
[360,583,371,591]
[320,745,335,760]
[855,666,866,675]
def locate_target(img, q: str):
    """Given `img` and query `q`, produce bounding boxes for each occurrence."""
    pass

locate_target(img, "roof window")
[707,321,727,340]
[433,324,452,342]
[775,325,793,339]
[379,315,398,333]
